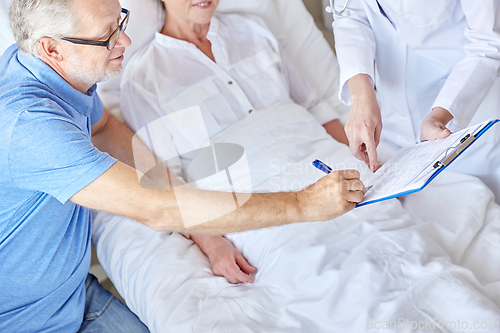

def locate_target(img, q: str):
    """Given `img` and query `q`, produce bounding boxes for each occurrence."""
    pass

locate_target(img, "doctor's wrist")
[347,74,375,101]
[428,107,453,125]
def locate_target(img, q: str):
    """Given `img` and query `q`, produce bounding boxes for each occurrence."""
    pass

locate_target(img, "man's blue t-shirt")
[0,45,117,332]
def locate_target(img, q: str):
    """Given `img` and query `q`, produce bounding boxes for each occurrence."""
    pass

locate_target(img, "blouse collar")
[154,14,220,50]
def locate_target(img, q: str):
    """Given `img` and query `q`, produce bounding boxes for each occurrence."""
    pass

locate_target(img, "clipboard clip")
[433,133,475,169]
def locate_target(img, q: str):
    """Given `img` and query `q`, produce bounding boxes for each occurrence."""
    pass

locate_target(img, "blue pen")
[313,159,372,198]
[312,159,332,174]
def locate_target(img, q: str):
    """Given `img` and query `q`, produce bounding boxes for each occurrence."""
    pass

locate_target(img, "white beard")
[67,51,122,87]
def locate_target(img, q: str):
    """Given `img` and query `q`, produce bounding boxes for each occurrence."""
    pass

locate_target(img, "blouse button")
[228,81,233,85]
[248,110,253,114]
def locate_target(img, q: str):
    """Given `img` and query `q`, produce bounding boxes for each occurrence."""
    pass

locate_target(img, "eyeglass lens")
[108,11,129,51]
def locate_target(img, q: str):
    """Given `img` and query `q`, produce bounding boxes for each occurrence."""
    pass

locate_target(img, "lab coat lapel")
[365,0,396,30]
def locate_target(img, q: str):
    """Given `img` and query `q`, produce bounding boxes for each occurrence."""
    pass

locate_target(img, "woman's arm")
[323,119,349,146]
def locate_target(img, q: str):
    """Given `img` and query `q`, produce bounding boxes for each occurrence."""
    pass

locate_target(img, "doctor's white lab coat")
[333,0,500,202]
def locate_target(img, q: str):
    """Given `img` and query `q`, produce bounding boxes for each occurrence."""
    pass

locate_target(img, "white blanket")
[93,104,500,332]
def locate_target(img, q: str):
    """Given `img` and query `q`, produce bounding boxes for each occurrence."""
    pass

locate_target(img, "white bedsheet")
[93,104,500,332]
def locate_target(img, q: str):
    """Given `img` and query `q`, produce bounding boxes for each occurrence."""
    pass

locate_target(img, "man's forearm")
[151,170,364,234]
[71,158,305,235]
[153,186,302,234]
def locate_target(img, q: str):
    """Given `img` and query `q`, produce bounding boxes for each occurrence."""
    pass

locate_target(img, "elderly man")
[0,0,364,331]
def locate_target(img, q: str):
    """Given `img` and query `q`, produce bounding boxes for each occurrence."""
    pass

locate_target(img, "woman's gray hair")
[9,0,82,57]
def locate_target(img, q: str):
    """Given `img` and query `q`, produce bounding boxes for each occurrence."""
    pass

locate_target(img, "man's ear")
[38,37,65,62]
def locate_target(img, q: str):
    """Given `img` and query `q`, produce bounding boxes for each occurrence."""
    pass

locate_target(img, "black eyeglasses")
[61,8,129,51]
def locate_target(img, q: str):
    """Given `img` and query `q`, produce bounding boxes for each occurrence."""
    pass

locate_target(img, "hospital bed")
[1,0,500,332]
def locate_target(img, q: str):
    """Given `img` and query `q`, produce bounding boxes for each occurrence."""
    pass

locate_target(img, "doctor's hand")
[345,74,382,172]
[191,234,257,284]
[297,170,365,221]
[420,107,453,142]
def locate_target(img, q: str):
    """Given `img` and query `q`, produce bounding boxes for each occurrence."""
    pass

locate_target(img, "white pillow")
[0,0,15,53]
[275,0,348,122]
[217,0,284,42]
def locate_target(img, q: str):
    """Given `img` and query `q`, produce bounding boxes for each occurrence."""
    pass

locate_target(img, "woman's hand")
[345,74,382,172]
[420,107,453,142]
[190,234,257,284]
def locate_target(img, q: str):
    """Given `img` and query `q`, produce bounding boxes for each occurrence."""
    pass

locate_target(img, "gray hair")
[9,0,82,57]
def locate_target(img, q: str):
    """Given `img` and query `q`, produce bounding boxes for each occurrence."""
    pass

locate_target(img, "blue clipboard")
[357,119,499,208]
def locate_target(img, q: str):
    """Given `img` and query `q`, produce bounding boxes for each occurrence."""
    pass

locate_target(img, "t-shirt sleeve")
[8,108,117,204]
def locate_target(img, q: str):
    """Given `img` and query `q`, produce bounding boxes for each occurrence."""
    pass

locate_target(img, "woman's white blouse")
[120,13,339,178]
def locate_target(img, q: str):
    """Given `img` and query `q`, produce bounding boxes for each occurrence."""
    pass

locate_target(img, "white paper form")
[359,121,490,205]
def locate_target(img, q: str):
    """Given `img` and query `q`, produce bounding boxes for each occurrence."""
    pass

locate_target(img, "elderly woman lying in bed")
[120,0,352,284]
